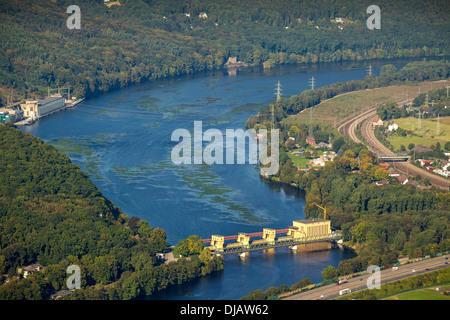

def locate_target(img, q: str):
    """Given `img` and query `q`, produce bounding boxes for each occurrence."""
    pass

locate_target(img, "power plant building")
[20,94,65,119]
[288,218,331,238]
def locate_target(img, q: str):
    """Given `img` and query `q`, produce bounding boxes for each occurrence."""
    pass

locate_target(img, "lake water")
[21,58,423,300]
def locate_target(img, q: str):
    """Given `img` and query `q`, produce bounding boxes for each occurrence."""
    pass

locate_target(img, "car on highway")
[335,279,348,285]
[339,288,352,296]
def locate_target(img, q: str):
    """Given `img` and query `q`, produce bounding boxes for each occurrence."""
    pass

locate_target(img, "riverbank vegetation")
[242,61,450,298]
[0,123,223,300]
[1,0,449,105]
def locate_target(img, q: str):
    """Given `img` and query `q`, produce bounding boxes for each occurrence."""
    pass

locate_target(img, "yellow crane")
[311,202,327,220]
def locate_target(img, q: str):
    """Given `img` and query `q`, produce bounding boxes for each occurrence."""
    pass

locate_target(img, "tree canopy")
[0,124,223,299]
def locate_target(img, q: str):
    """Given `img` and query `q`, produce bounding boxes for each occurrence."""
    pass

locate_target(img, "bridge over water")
[202,218,342,255]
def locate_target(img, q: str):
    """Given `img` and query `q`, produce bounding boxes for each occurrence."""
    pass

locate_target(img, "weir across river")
[202,218,342,255]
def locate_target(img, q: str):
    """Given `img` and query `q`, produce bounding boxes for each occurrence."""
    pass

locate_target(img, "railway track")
[342,101,450,190]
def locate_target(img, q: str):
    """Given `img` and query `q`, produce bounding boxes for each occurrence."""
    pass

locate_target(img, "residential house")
[226,57,237,65]
[433,160,450,177]
[310,157,326,167]
[388,167,400,177]
[388,122,399,132]
[50,290,72,300]
[433,168,448,177]
[376,179,389,186]
[305,135,316,148]
[397,174,409,185]
[419,159,434,167]
[316,141,331,149]
[379,163,389,170]
[17,263,44,278]
[323,151,336,160]
[372,117,383,128]
[407,180,421,188]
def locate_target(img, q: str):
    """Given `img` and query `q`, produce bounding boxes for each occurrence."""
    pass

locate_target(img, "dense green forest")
[0,124,223,299]
[0,0,449,105]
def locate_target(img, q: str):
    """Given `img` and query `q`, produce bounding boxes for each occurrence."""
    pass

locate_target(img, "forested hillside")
[0,0,449,105]
[0,124,223,299]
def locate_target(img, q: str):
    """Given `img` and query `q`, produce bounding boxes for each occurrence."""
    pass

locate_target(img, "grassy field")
[384,285,450,300]
[286,151,310,168]
[387,116,450,151]
[286,149,324,168]
[387,135,446,151]
[394,116,450,141]
[282,80,447,128]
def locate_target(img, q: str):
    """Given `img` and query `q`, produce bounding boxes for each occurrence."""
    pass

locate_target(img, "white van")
[339,288,352,296]
[392,267,398,271]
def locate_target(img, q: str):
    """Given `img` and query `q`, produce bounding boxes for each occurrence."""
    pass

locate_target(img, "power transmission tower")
[367,64,373,76]
[421,111,424,137]
[437,113,440,136]
[272,81,282,129]
[271,104,275,129]
[275,81,282,102]
[7,89,12,107]
[417,110,421,133]
[309,76,316,91]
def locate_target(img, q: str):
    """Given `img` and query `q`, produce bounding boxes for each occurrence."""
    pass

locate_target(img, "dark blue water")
[21,59,421,300]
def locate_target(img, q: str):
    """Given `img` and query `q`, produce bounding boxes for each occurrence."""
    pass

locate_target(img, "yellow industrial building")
[288,218,331,239]
[209,218,331,251]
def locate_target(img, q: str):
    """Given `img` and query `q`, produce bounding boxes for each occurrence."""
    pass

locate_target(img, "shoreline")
[44,55,448,109]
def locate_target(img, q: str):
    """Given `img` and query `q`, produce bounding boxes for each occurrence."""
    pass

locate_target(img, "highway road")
[283,254,450,300]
